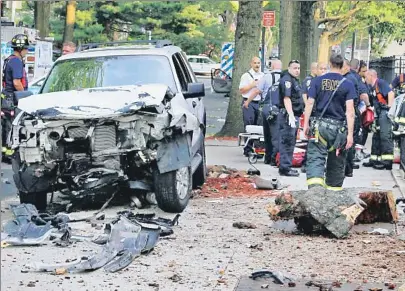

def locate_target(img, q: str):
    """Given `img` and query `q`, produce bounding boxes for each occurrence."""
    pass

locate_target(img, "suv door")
[172,52,203,154]
[211,68,232,94]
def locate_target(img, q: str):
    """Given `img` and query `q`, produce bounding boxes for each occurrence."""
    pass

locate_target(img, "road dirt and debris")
[194,165,284,198]
[1,193,404,290]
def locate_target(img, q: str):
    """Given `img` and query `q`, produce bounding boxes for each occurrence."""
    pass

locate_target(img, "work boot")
[363,161,375,167]
[301,165,306,173]
[279,168,299,177]
[373,164,386,170]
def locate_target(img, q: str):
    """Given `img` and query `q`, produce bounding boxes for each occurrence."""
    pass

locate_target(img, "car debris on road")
[1,203,179,274]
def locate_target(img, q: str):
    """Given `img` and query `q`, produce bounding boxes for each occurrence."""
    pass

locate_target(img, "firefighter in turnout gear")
[278,60,304,177]
[303,54,356,190]
[363,69,395,170]
[1,34,30,159]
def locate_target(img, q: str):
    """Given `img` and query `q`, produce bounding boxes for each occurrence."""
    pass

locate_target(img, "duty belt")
[318,117,344,129]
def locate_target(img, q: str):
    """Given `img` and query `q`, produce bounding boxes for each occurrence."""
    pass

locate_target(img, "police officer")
[303,53,356,190]
[358,60,373,148]
[300,62,318,173]
[245,60,282,165]
[342,59,371,176]
[2,34,30,158]
[363,69,395,170]
[278,60,304,177]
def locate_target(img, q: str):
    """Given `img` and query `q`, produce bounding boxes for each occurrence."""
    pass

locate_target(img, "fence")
[369,55,405,83]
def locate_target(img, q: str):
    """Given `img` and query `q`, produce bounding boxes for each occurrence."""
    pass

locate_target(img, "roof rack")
[76,40,173,52]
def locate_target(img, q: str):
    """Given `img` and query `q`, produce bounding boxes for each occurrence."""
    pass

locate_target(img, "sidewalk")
[205,138,403,196]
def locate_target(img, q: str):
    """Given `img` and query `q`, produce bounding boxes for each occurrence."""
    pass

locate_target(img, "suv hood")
[18,84,171,119]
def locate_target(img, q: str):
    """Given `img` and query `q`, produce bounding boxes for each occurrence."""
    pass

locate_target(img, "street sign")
[262,11,275,27]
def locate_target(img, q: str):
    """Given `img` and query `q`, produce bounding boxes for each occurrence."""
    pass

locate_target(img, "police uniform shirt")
[372,78,392,104]
[239,68,264,101]
[279,73,304,116]
[3,56,27,93]
[308,72,356,121]
[391,74,405,90]
[302,74,315,95]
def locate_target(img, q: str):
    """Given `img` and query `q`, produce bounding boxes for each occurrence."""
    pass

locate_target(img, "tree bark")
[279,0,293,70]
[217,1,263,137]
[299,1,316,78]
[34,2,51,39]
[318,32,330,64]
[63,1,77,43]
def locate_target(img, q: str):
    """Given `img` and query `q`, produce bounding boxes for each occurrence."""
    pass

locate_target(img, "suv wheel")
[153,166,192,213]
[192,140,207,189]
[19,191,48,211]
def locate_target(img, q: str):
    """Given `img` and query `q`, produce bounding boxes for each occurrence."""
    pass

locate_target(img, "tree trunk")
[291,1,301,63]
[217,1,263,137]
[299,1,316,79]
[279,0,293,70]
[34,2,51,39]
[63,1,77,43]
[318,32,330,64]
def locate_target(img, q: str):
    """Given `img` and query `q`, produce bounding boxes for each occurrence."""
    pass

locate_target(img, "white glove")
[288,113,296,128]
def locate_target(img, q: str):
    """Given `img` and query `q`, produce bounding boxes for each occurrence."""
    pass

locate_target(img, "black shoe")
[264,159,271,164]
[352,164,360,170]
[363,161,374,167]
[301,166,306,173]
[345,171,353,177]
[279,169,300,177]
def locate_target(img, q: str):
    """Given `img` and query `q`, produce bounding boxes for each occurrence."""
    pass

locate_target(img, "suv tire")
[153,166,192,213]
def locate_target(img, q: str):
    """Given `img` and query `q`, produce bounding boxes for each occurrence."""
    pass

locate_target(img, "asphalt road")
[0,76,229,200]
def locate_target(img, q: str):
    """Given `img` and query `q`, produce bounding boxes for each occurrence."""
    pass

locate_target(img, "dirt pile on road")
[193,165,279,198]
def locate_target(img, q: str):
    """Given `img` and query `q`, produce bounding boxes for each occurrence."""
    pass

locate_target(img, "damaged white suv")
[9,40,207,213]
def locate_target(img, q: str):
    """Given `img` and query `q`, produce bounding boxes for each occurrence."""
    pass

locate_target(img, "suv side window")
[173,53,192,92]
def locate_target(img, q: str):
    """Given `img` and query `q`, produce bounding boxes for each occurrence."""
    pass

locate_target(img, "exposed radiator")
[93,125,116,152]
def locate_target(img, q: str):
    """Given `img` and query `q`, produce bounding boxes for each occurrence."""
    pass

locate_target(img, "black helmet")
[10,34,30,50]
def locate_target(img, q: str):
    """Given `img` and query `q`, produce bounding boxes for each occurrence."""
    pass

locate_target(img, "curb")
[391,168,405,198]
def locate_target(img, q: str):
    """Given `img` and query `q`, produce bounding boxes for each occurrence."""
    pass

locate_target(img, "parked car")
[9,40,207,213]
[187,55,220,75]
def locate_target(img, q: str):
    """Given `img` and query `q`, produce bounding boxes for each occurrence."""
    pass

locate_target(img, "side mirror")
[184,82,205,99]
[15,91,33,100]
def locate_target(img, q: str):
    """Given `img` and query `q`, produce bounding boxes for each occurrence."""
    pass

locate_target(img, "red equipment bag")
[362,108,375,127]
[275,147,306,168]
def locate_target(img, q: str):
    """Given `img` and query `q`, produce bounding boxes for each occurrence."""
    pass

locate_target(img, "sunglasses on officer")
[288,60,300,66]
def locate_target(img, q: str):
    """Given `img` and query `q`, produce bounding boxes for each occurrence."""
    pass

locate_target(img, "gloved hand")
[287,112,296,128]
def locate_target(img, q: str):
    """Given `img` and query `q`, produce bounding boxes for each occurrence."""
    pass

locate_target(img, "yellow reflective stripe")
[307,177,325,186]
[395,117,405,123]
[1,147,6,152]
[370,155,378,161]
[381,154,394,160]
[318,133,327,146]
[5,149,14,155]
[326,185,343,191]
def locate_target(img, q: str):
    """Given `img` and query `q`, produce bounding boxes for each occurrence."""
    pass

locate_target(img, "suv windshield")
[41,55,177,93]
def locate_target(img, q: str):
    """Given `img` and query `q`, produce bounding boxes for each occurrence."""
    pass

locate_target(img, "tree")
[63,1,77,43]
[34,2,51,39]
[280,0,301,69]
[314,1,363,63]
[217,1,263,137]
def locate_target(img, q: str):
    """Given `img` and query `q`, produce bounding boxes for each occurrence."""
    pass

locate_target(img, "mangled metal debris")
[266,188,399,239]
[1,203,179,273]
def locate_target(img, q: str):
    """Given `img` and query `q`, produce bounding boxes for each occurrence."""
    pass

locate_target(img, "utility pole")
[351,31,356,60]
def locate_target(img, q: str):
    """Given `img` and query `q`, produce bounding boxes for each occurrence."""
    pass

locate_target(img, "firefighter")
[342,59,371,176]
[303,53,356,190]
[390,73,405,134]
[363,69,395,170]
[2,34,30,158]
[278,60,304,177]
[245,60,282,165]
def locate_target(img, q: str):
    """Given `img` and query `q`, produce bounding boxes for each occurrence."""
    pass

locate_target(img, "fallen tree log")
[266,187,398,239]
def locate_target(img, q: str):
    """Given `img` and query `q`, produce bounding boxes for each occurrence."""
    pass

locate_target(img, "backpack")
[262,72,281,121]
